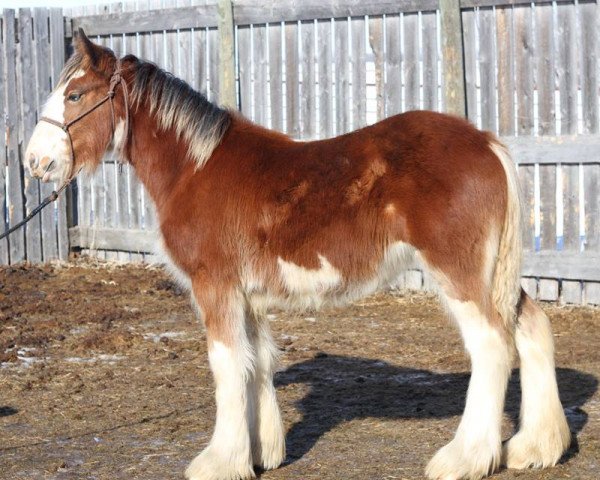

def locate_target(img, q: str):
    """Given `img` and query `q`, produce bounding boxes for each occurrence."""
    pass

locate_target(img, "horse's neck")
[126,109,194,213]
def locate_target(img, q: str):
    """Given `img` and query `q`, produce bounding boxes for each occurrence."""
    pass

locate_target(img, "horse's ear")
[74,28,105,67]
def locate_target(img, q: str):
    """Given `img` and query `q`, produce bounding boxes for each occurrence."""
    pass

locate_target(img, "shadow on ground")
[275,354,597,466]
[0,406,18,417]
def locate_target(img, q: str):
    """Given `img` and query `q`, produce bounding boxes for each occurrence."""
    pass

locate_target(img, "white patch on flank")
[426,298,512,480]
[249,242,417,313]
[186,340,254,480]
[277,254,342,295]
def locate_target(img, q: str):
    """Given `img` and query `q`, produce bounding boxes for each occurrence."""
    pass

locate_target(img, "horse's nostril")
[28,153,37,169]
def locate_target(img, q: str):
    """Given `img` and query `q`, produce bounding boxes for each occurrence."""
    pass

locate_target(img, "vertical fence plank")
[18,9,43,263]
[422,11,438,112]
[194,26,207,94]
[237,25,252,118]
[539,163,558,301]
[318,19,334,137]
[177,0,192,85]
[514,5,534,136]
[584,164,600,304]
[217,0,235,108]
[334,18,349,134]
[535,3,555,136]
[439,0,466,116]
[403,13,419,112]
[556,3,577,135]
[208,27,220,103]
[496,5,515,136]
[351,16,366,128]
[462,8,478,124]
[478,7,497,132]
[385,14,401,117]
[269,22,283,132]
[368,15,385,121]
[34,8,60,261]
[580,1,598,134]
[562,164,581,303]
[164,0,178,75]
[285,21,299,137]
[254,24,269,128]
[299,20,317,139]
[300,20,315,138]
[151,0,165,69]
[0,18,7,263]
[3,10,21,264]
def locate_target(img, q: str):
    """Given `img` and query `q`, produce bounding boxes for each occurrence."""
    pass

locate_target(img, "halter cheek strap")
[39,58,130,177]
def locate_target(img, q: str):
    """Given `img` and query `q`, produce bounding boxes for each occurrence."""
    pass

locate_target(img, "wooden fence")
[1,0,600,305]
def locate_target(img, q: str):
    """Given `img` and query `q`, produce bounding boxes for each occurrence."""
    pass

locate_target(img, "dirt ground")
[0,260,599,480]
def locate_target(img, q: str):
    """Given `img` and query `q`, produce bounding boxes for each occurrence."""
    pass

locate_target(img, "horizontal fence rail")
[0,0,599,306]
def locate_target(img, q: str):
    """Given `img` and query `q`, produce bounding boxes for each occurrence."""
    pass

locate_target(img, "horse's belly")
[249,241,418,313]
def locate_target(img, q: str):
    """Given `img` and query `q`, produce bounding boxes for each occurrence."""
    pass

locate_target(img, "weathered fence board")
[4,10,26,263]
[0,16,10,265]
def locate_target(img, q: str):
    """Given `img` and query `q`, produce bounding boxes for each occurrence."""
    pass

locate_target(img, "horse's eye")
[67,92,82,102]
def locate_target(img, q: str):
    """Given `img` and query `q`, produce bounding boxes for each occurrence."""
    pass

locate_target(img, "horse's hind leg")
[247,312,286,470]
[425,287,513,480]
[502,291,571,469]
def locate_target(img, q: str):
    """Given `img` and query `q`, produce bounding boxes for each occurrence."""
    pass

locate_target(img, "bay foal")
[25,31,570,480]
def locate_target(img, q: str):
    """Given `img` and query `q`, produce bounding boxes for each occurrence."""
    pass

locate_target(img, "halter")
[0,59,130,242]
[40,57,130,174]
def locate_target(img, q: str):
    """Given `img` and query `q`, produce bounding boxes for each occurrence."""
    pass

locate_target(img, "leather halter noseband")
[39,58,130,175]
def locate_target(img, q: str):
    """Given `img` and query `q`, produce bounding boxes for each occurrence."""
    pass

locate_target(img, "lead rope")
[0,59,129,242]
[0,169,81,242]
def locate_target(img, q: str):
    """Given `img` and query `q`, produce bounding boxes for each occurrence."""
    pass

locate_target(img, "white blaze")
[24,69,85,183]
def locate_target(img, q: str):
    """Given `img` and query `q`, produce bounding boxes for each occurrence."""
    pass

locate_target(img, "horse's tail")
[489,140,523,328]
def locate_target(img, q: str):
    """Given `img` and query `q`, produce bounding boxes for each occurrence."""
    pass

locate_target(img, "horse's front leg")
[186,283,255,480]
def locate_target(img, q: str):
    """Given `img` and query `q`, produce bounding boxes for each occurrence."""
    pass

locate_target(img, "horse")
[25,29,571,480]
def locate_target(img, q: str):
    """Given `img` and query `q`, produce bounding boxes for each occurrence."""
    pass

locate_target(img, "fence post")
[217,0,236,109]
[439,0,467,117]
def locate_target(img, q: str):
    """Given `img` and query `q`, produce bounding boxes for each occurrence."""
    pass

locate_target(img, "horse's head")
[25,29,126,183]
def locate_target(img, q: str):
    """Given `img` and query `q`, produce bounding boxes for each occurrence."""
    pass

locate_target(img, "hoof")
[426,437,500,480]
[185,446,255,480]
[253,437,285,471]
[502,423,571,470]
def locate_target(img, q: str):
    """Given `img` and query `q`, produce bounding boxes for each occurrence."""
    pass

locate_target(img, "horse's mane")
[60,51,231,168]
[128,56,231,167]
